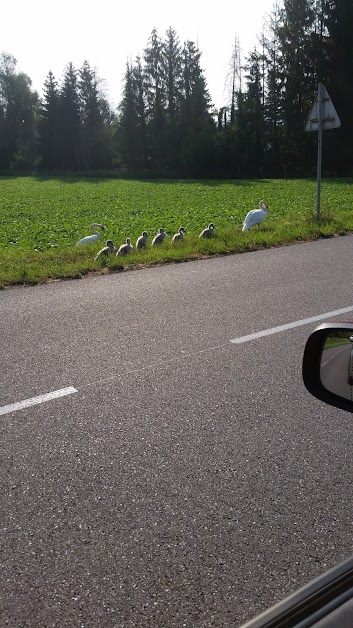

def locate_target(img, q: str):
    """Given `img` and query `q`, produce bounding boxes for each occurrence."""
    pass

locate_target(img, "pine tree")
[262,2,286,176]
[181,40,212,129]
[58,62,80,170]
[117,60,147,173]
[179,41,215,176]
[240,49,265,177]
[277,0,317,174]
[118,29,216,176]
[0,103,7,169]
[322,0,353,174]
[162,27,183,172]
[143,28,166,172]
[38,71,59,170]
[163,27,182,120]
[78,60,112,169]
[132,56,148,171]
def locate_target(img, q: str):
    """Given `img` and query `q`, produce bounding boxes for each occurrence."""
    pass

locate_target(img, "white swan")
[117,238,133,256]
[152,228,167,246]
[136,231,149,249]
[199,223,215,238]
[171,227,186,243]
[94,240,115,261]
[76,223,105,245]
[242,201,269,231]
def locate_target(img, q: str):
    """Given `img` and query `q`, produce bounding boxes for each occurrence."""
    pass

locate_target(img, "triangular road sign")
[305,84,341,132]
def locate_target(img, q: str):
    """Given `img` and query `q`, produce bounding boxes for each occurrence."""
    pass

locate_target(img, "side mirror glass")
[321,332,353,401]
[302,323,353,412]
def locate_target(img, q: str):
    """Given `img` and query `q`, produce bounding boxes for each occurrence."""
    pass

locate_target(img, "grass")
[1,176,353,289]
[324,337,351,349]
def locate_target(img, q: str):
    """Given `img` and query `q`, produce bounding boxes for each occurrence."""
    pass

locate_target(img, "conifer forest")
[0,0,352,179]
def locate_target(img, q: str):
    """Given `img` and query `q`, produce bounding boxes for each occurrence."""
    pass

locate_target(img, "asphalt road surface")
[2,235,353,627]
[321,343,353,400]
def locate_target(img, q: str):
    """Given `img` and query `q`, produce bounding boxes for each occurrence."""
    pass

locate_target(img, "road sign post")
[305,84,341,220]
[316,84,323,220]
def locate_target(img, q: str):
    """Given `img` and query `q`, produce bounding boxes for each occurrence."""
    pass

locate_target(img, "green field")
[1,176,353,288]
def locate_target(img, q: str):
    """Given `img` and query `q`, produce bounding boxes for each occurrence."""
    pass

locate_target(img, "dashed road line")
[4,306,353,416]
[230,305,353,344]
[0,386,78,417]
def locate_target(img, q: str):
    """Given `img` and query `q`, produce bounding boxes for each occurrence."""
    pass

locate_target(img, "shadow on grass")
[24,175,278,186]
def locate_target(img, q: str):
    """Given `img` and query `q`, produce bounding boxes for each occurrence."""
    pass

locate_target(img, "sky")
[2,0,275,111]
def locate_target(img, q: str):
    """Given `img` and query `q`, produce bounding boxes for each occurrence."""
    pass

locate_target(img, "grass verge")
[1,210,353,289]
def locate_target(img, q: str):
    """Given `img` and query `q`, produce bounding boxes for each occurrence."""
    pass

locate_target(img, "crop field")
[0,176,353,288]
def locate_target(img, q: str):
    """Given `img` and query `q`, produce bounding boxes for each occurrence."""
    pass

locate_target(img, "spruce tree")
[58,62,80,170]
[241,49,264,177]
[38,71,59,170]
[180,41,215,176]
[143,28,166,172]
[117,61,141,173]
[162,27,183,172]
[277,0,317,174]
[322,0,353,173]
[262,3,286,176]
[78,60,111,169]
[132,56,148,171]
[181,40,212,129]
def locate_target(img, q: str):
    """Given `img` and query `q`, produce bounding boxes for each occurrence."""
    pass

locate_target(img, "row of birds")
[75,200,269,261]
[87,226,209,261]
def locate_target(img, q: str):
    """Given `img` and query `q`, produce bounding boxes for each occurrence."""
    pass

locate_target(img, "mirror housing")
[302,323,353,413]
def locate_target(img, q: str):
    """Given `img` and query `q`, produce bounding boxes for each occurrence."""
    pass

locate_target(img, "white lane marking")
[6,308,352,404]
[321,345,348,367]
[0,387,78,417]
[230,305,353,344]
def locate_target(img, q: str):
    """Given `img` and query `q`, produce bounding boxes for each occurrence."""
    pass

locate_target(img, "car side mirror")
[302,323,353,412]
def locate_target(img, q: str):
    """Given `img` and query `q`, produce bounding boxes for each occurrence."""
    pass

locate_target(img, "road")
[321,343,353,400]
[1,235,353,627]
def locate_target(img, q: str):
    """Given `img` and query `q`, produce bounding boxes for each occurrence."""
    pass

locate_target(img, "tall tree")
[132,56,148,171]
[0,103,6,169]
[117,61,141,173]
[117,30,216,176]
[225,36,242,125]
[162,27,183,172]
[277,0,317,174]
[262,2,286,176]
[78,60,113,169]
[181,40,212,129]
[38,71,60,170]
[0,52,38,170]
[163,27,182,120]
[58,62,80,170]
[322,0,353,173]
[179,40,215,175]
[240,49,265,177]
[143,28,166,171]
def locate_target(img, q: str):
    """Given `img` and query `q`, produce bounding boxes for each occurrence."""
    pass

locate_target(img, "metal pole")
[316,83,323,220]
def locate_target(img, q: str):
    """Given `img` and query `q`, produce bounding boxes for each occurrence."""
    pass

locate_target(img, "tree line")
[0,0,352,179]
